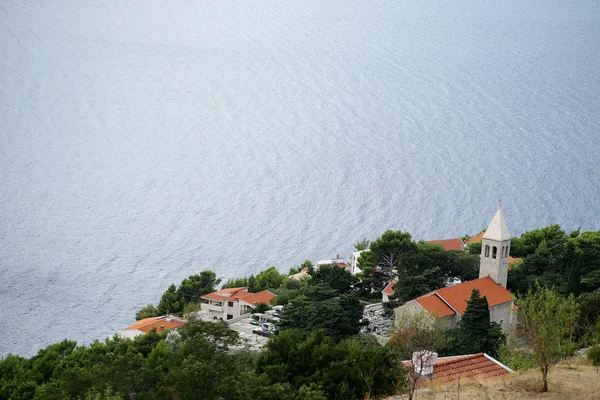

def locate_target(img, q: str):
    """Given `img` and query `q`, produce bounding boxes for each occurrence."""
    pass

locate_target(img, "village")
[3,206,599,400]
[116,206,558,392]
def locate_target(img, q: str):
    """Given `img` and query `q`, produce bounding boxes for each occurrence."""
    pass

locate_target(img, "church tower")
[479,206,511,288]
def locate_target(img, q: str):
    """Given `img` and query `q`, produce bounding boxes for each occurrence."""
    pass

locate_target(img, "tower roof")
[483,207,511,241]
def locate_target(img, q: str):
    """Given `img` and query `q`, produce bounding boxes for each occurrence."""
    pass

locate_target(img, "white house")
[349,250,365,275]
[201,287,276,321]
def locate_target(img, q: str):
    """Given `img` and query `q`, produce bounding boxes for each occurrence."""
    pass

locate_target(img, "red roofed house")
[201,287,276,321]
[395,207,516,332]
[426,238,465,252]
[118,315,186,339]
[403,351,512,387]
[382,281,395,302]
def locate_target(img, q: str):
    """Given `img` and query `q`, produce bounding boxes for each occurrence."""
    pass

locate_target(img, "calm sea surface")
[1,0,599,357]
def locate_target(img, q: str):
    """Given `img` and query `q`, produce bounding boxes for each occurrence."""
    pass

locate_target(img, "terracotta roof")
[123,316,186,334]
[201,287,249,301]
[466,232,485,245]
[416,294,456,318]
[236,290,276,306]
[426,239,465,252]
[383,281,395,295]
[217,287,249,294]
[201,288,276,306]
[432,353,512,384]
[508,256,522,264]
[419,277,513,316]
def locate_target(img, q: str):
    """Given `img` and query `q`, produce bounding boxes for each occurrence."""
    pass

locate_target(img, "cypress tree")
[459,289,490,353]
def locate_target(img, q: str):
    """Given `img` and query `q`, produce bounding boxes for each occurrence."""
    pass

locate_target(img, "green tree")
[252,266,285,292]
[576,292,600,343]
[308,265,353,294]
[177,271,221,304]
[252,302,271,314]
[279,285,364,341]
[447,289,505,358]
[157,283,180,315]
[358,230,416,295]
[136,304,159,320]
[354,238,370,251]
[515,284,579,392]
[257,329,399,400]
[587,346,600,373]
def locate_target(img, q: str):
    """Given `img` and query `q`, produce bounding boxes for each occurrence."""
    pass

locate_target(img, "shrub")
[588,346,600,373]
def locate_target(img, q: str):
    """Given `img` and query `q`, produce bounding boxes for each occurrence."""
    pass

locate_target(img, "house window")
[484,245,490,257]
[228,301,234,307]
[492,246,497,259]
[214,301,222,307]
[227,314,233,320]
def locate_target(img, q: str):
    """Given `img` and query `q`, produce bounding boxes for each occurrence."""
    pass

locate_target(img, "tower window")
[504,246,509,258]
[492,246,497,259]
[484,245,490,257]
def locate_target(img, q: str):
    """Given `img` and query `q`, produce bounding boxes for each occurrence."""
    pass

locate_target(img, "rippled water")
[1,0,599,357]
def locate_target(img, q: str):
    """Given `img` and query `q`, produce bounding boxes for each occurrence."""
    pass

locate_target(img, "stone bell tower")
[479,204,511,288]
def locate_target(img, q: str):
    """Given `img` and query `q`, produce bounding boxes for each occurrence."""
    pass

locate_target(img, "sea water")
[1,0,599,357]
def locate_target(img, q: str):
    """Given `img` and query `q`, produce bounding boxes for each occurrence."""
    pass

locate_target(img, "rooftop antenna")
[498,198,502,210]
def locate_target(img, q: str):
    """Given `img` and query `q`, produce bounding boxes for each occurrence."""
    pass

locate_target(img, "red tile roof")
[466,232,485,245]
[508,256,522,264]
[432,353,512,384]
[416,295,455,318]
[123,316,186,334]
[426,239,465,252]
[403,353,512,387]
[201,288,276,306]
[383,281,395,295]
[236,290,276,306]
[418,277,513,316]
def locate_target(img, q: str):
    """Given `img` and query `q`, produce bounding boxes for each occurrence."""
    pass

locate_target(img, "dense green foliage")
[135,304,159,320]
[588,346,600,372]
[308,264,354,293]
[147,270,222,316]
[221,266,286,293]
[279,283,364,341]
[443,289,505,358]
[378,239,479,313]
[257,330,400,400]
[1,323,399,400]
[508,226,600,296]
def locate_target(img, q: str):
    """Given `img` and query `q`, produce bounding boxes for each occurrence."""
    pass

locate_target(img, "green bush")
[588,346,600,372]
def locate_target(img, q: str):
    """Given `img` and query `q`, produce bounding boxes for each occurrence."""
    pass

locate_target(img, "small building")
[201,287,276,321]
[403,352,512,386]
[382,281,395,303]
[118,315,186,339]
